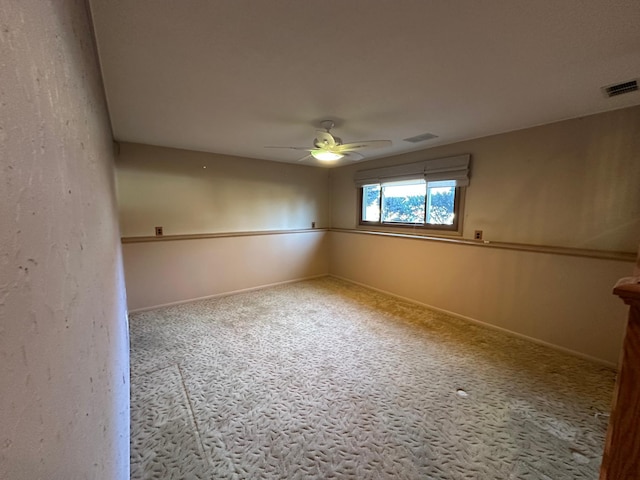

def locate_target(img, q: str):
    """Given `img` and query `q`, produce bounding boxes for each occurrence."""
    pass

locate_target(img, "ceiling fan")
[266,120,392,162]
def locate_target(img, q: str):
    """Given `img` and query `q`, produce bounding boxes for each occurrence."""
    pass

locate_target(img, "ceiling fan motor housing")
[314,135,342,148]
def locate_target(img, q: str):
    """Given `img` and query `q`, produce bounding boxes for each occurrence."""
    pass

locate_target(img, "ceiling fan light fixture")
[265,120,390,163]
[311,150,343,161]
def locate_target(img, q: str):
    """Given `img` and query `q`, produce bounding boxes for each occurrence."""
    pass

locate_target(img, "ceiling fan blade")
[297,154,314,162]
[336,140,392,152]
[343,151,365,160]
[314,131,336,149]
[264,146,313,151]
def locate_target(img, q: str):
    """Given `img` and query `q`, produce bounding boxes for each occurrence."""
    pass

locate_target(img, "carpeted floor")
[129,276,616,480]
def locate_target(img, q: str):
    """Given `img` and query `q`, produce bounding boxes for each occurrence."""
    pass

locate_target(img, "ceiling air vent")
[602,79,638,98]
[403,132,438,143]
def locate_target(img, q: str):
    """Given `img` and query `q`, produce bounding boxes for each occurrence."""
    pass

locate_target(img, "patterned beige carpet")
[129,276,615,479]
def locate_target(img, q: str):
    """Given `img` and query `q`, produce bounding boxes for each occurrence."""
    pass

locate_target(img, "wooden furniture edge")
[599,277,640,479]
[613,281,640,304]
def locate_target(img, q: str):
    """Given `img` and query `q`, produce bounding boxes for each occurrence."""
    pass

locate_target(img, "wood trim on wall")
[331,228,636,263]
[121,226,635,262]
[121,228,328,244]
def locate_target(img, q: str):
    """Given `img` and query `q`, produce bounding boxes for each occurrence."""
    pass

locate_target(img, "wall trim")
[122,226,634,263]
[330,274,618,369]
[127,274,329,314]
[331,228,636,263]
[121,228,328,244]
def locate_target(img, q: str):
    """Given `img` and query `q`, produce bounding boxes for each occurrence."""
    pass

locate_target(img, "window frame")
[354,154,470,236]
[358,181,463,232]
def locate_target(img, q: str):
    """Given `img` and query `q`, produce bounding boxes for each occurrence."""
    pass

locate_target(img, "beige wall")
[115,143,331,310]
[118,109,638,362]
[123,232,328,311]
[329,231,630,365]
[331,106,640,252]
[0,1,129,478]
[116,142,330,237]
[328,107,640,365]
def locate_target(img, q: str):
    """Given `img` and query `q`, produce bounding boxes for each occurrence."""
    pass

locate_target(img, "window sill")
[356,224,463,238]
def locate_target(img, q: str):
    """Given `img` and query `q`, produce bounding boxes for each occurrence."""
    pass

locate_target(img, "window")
[360,179,459,229]
[355,155,469,232]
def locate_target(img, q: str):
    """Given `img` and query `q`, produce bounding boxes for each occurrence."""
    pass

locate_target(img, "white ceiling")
[89,0,640,167]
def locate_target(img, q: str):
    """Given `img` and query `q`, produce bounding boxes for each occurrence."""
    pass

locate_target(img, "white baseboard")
[329,274,618,369]
[127,274,329,314]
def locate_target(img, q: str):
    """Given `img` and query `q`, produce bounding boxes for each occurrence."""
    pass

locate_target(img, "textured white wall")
[0,1,129,479]
[116,142,330,237]
[331,106,640,253]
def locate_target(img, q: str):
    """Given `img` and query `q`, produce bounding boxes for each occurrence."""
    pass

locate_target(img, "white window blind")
[353,161,426,187]
[423,155,470,186]
[354,154,470,187]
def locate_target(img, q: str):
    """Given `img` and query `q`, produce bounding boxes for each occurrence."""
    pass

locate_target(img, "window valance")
[354,154,470,187]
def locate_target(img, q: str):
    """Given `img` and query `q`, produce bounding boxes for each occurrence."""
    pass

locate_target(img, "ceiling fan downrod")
[319,120,335,132]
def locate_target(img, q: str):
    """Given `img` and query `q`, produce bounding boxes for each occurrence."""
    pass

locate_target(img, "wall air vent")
[602,79,638,98]
[403,132,438,143]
